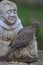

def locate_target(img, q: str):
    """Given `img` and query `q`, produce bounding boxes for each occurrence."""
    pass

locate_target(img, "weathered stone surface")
[0,62,8,65]
[0,61,28,65]
[0,61,43,65]
[0,51,43,65]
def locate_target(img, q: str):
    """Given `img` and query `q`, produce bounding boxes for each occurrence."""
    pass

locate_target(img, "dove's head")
[32,21,40,28]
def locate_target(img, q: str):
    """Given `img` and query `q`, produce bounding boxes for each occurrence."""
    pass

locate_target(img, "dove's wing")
[11,29,34,49]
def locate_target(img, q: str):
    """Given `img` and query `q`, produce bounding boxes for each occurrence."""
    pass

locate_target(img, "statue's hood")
[0,17,21,30]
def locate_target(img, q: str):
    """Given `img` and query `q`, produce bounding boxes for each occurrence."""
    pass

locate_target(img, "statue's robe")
[0,17,23,56]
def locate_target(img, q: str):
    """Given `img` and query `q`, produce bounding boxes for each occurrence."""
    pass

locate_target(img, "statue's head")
[0,1,17,25]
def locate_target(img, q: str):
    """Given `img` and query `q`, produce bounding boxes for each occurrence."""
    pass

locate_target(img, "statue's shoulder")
[0,19,4,27]
[0,19,4,30]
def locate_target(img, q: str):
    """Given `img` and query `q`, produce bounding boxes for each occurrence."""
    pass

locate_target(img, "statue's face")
[3,5,17,25]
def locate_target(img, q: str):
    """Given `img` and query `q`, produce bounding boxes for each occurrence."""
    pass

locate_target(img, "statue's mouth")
[8,16,16,21]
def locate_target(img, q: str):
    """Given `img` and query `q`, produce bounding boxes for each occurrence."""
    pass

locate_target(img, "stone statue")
[0,0,23,56]
[0,0,38,63]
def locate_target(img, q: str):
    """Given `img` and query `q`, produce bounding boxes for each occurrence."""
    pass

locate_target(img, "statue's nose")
[9,12,14,16]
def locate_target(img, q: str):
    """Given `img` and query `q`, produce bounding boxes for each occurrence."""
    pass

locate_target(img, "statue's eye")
[13,9,16,11]
[7,10,12,14]
[13,9,17,14]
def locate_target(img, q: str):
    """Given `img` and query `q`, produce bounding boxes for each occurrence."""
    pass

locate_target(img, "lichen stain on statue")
[0,0,38,63]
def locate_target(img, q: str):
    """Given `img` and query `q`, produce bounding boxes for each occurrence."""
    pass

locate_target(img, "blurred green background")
[17,4,43,50]
[1,0,43,50]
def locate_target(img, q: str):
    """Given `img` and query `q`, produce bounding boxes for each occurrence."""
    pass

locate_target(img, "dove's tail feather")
[3,48,14,61]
